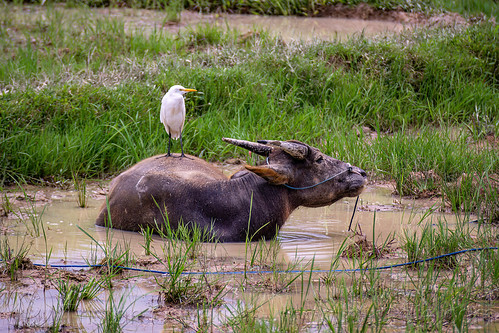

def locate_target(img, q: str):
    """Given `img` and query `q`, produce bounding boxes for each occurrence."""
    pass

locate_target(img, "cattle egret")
[160,85,197,157]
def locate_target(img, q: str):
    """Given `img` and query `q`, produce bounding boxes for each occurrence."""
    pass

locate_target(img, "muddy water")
[208,14,407,41]
[0,184,488,331]
[4,184,459,268]
[85,7,409,42]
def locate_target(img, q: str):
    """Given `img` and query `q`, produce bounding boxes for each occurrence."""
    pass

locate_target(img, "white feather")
[160,85,196,140]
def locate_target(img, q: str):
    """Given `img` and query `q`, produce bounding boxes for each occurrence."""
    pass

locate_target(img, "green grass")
[403,218,473,268]
[0,237,31,281]
[0,3,497,329]
[1,4,497,219]
[55,276,102,311]
[23,0,498,19]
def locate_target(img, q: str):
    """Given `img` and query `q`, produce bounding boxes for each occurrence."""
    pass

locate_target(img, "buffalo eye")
[316,156,324,164]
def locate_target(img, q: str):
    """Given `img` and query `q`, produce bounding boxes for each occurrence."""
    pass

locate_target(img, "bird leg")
[166,133,172,157]
[180,132,185,157]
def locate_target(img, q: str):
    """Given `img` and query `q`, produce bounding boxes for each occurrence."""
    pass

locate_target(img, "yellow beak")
[181,88,197,92]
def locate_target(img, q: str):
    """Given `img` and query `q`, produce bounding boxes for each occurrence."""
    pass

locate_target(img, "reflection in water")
[211,14,407,42]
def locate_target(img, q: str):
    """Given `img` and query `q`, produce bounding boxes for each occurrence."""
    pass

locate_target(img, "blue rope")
[22,247,498,276]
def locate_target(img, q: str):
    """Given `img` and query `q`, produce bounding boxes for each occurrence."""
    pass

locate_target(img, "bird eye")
[316,156,324,163]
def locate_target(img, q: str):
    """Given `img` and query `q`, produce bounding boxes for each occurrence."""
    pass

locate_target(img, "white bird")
[160,85,197,157]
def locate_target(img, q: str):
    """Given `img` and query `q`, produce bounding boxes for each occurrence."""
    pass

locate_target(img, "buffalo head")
[223,138,366,208]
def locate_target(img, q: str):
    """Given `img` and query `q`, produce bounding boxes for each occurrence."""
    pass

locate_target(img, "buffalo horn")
[222,138,273,156]
[257,140,308,160]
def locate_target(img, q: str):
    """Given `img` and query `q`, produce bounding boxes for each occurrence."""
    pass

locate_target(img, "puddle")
[0,283,164,332]
[23,6,410,42]
[206,13,408,41]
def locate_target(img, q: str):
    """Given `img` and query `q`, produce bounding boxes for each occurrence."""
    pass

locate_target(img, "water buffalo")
[96,138,367,242]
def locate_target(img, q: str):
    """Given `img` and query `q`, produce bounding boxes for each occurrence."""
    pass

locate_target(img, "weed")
[224,297,266,331]
[100,289,145,333]
[149,208,225,306]
[1,189,13,216]
[78,225,135,279]
[81,277,104,300]
[0,237,32,281]
[405,263,476,331]
[164,0,182,23]
[156,273,225,306]
[139,225,154,256]
[402,217,473,268]
[47,303,64,333]
[12,184,46,237]
[153,232,225,306]
[72,172,87,208]
[56,279,84,312]
[442,170,499,223]
[55,276,103,312]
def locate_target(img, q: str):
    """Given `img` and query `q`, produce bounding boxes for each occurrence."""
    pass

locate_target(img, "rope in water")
[19,247,498,276]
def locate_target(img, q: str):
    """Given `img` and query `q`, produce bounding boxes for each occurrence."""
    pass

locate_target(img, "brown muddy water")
[1,183,461,267]
[2,181,493,332]
[25,5,410,42]
[177,11,407,41]
[210,14,406,41]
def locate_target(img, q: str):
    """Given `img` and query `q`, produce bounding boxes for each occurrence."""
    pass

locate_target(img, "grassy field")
[1,1,497,221]
[0,1,498,331]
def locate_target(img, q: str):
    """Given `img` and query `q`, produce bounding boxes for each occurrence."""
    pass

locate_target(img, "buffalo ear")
[245,165,290,185]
